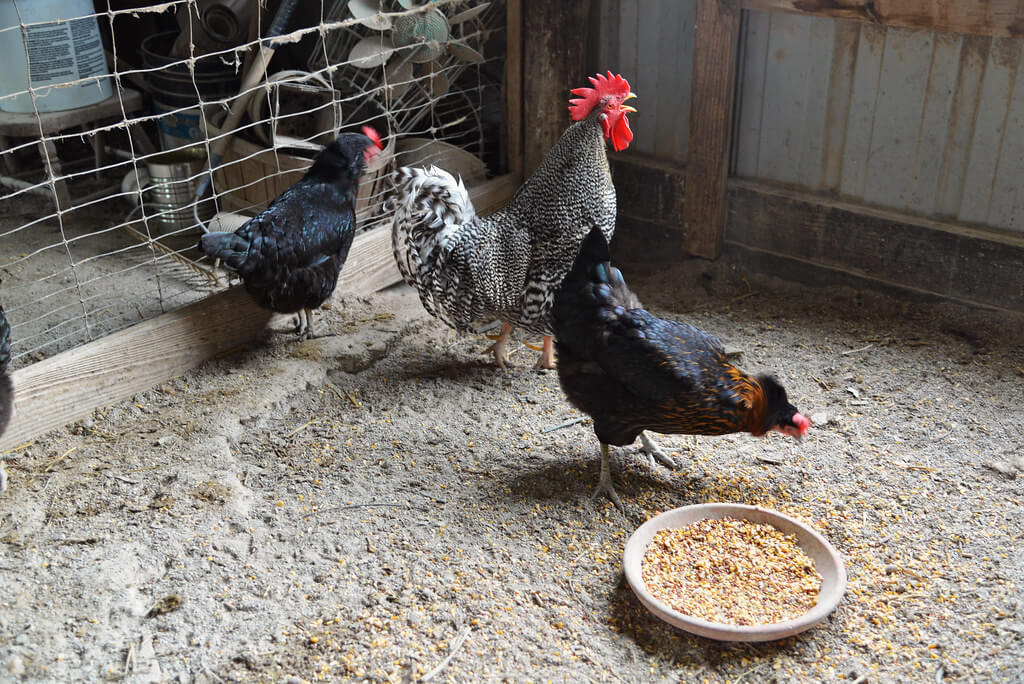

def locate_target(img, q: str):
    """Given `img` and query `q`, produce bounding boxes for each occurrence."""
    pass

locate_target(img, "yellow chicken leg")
[532,335,556,370]
[483,322,514,369]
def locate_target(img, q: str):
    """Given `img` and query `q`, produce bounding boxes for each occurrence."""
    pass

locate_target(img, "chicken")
[200,127,384,338]
[0,303,13,495]
[390,72,636,369]
[552,228,811,508]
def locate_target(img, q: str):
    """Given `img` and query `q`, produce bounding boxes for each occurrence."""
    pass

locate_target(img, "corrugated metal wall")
[597,0,695,162]
[733,11,1024,232]
[598,4,1024,233]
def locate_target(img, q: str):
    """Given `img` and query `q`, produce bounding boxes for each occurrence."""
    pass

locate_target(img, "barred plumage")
[390,106,623,367]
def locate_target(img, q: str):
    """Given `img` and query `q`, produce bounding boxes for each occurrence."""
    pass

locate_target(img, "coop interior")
[0,1,1022,682]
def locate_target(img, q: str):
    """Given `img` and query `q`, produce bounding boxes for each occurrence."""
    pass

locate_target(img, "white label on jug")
[25,24,75,85]
[24,17,107,88]
[70,18,106,83]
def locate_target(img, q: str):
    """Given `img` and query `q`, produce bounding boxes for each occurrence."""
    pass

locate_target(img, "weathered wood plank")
[908,31,962,215]
[0,285,274,453]
[821,19,860,191]
[683,0,741,259]
[522,0,592,175]
[987,53,1024,230]
[958,37,1021,224]
[734,9,772,177]
[935,35,989,218]
[740,1,1024,39]
[757,12,813,184]
[838,22,885,198]
[862,26,934,208]
[505,0,523,177]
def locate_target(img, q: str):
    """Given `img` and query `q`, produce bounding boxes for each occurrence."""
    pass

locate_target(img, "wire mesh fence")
[0,0,506,369]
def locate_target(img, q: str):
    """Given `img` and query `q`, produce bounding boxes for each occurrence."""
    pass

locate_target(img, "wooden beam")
[740,1,1024,39]
[0,286,274,453]
[522,0,592,175]
[504,0,524,178]
[682,0,741,260]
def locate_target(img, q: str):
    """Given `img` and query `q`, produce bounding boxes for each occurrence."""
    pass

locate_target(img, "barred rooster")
[200,127,383,338]
[390,72,636,369]
[553,228,811,508]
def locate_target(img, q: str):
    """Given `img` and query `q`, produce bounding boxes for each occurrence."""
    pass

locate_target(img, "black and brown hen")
[200,127,383,338]
[552,228,811,508]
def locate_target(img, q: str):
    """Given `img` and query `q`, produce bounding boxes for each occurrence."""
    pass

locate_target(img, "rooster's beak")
[621,92,637,113]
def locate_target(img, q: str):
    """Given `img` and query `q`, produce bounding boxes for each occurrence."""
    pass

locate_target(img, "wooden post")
[683,0,740,260]
[522,0,592,175]
[505,0,524,178]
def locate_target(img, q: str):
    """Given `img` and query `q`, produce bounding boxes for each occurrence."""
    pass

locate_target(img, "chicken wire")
[0,0,506,368]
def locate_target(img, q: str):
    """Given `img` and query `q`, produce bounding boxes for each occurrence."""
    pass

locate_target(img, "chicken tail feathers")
[389,166,477,326]
[199,231,251,272]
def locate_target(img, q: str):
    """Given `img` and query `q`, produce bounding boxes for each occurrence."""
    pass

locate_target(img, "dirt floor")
[0,254,1022,683]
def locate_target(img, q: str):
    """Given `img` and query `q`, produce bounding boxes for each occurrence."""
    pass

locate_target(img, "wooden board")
[726,178,1024,310]
[504,0,524,178]
[682,0,740,259]
[0,285,274,453]
[0,175,522,452]
[740,0,1024,39]
[522,0,592,175]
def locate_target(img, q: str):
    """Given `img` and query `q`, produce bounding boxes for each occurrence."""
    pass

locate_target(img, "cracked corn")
[641,517,822,625]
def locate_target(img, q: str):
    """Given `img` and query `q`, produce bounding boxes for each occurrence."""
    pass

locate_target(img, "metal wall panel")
[596,0,695,162]
[734,11,1024,233]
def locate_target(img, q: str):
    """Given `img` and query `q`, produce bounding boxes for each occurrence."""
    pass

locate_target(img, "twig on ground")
[842,343,875,355]
[306,503,425,518]
[541,417,587,433]
[734,663,767,683]
[420,625,472,683]
[285,419,318,439]
[44,447,77,472]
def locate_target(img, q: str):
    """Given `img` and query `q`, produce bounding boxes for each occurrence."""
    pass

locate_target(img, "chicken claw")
[592,443,624,511]
[532,335,556,370]
[483,322,514,369]
[638,431,677,470]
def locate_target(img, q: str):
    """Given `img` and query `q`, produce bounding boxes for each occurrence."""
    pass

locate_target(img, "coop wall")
[593,1,1024,311]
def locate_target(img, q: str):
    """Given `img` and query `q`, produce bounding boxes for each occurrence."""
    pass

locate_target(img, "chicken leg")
[294,307,317,339]
[592,443,623,510]
[638,431,677,470]
[533,335,556,370]
[484,322,514,369]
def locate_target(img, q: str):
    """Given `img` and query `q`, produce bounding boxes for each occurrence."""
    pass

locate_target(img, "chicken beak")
[621,92,637,113]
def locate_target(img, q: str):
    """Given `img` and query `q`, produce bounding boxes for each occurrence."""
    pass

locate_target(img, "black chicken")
[0,303,13,495]
[200,127,383,338]
[552,228,811,508]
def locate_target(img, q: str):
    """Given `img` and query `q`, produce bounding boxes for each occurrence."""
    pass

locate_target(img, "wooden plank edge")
[740,0,1024,39]
[0,286,273,453]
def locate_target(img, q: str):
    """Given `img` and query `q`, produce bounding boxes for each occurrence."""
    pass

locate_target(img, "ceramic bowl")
[623,503,846,641]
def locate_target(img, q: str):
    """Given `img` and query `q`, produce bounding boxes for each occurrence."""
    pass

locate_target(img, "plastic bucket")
[0,0,113,113]
[141,31,241,150]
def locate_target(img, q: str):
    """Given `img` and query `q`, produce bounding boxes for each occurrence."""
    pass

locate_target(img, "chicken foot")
[592,443,624,511]
[532,336,556,370]
[637,431,677,470]
[483,322,514,369]
[293,307,317,340]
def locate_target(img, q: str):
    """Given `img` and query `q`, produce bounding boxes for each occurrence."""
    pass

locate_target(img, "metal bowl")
[623,503,846,641]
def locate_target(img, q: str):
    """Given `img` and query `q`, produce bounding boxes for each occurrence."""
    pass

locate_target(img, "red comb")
[362,126,383,150]
[568,71,632,121]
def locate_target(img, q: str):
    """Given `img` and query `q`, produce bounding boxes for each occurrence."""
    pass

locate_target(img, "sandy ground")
[0,254,1022,683]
